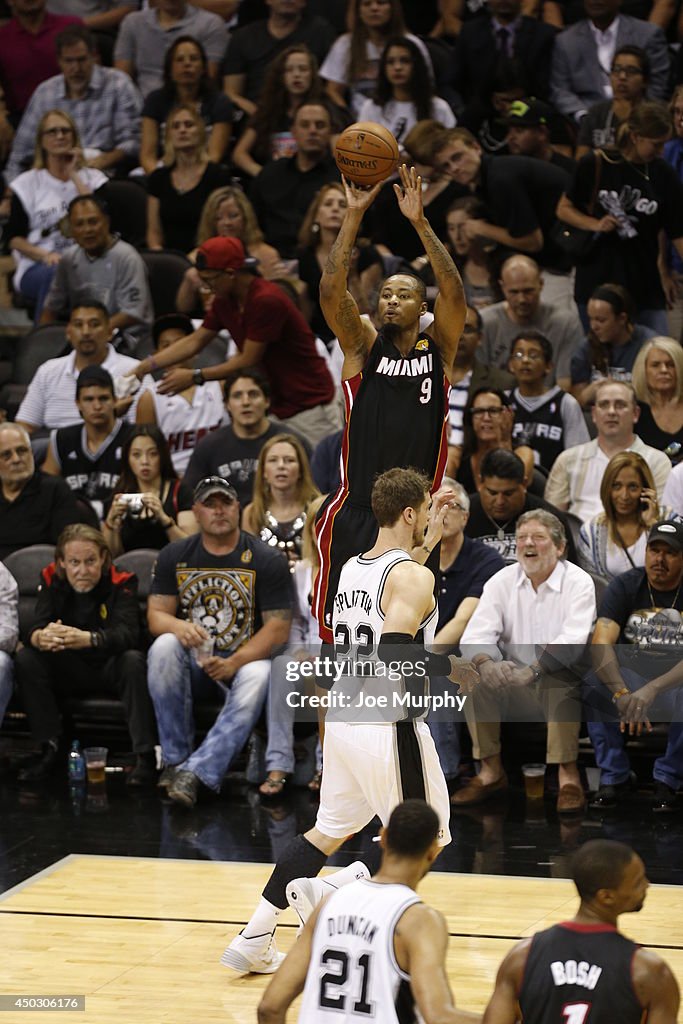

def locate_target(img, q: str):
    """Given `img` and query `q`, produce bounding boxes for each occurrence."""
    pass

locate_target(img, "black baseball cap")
[193,476,238,504]
[76,364,114,396]
[506,98,553,127]
[647,521,683,552]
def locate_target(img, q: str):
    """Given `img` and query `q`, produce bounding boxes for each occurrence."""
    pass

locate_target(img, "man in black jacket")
[0,423,86,560]
[14,524,157,785]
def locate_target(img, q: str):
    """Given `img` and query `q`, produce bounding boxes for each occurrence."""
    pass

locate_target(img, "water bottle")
[68,740,85,782]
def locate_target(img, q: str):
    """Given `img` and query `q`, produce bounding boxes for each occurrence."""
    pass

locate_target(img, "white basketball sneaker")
[220,929,285,974]
[286,861,370,928]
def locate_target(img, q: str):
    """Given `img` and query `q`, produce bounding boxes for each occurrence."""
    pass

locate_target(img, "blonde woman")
[7,108,106,318]
[146,105,231,254]
[632,337,683,458]
[176,185,281,313]
[578,451,672,580]
[242,434,320,567]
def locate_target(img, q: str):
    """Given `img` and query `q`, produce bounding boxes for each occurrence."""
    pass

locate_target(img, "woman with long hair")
[176,185,282,313]
[242,434,320,567]
[140,36,233,175]
[320,0,432,117]
[297,182,382,343]
[445,196,502,310]
[663,84,683,344]
[146,104,231,254]
[103,425,197,557]
[578,451,670,580]
[455,387,534,495]
[357,36,455,144]
[232,44,325,179]
[557,101,683,333]
[7,108,107,318]
[570,284,655,407]
[631,336,683,459]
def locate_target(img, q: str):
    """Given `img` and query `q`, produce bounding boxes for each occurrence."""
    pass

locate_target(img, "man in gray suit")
[550,0,670,123]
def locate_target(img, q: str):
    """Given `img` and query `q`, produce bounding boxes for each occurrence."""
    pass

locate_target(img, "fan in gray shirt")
[41,195,153,353]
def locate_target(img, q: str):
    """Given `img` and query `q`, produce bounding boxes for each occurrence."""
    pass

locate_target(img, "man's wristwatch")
[529,665,542,683]
[192,368,205,386]
[90,631,101,649]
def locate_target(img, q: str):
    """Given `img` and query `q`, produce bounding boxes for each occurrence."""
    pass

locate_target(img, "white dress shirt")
[588,16,620,98]
[460,559,596,664]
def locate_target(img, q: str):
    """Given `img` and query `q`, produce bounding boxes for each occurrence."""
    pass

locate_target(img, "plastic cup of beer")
[84,747,108,784]
[522,763,546,800]
[193,636,215,668]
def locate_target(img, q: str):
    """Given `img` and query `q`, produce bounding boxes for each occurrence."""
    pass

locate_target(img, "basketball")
[334,122,400,187]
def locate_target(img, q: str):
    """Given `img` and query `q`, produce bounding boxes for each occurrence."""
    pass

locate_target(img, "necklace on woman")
[624,158,650,182]
[647,580,682,610]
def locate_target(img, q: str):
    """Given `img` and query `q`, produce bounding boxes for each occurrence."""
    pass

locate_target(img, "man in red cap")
[130,237,338,446]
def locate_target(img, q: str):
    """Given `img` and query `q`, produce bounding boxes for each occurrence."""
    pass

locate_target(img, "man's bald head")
[500,256,542,321]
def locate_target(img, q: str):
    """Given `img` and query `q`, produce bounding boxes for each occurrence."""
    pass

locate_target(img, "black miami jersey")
[341,329,449,505]
[312,330,450,641]
[519,922,645,1024]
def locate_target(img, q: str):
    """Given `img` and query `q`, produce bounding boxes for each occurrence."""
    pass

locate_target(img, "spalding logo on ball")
[334,122,400,187]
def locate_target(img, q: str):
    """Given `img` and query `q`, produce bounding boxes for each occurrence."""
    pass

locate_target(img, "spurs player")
[258,800,480,1024]
[222,468,476,974]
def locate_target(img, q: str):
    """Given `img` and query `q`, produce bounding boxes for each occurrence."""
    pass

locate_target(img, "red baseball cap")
[196,236,258,272]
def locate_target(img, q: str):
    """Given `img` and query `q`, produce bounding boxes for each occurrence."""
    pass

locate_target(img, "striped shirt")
[16,345,153,430]
[448,369,471,448]
[5,65,143,183]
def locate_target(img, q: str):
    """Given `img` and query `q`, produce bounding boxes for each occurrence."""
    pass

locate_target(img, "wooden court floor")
[1,855,683,1023]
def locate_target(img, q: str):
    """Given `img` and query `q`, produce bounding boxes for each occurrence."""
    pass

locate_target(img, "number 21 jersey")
[297,878,422,1023]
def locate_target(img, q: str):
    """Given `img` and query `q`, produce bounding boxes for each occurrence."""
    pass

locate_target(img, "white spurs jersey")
[147,383,227,474]
[330,549,437,723]
[298,878,423,1024]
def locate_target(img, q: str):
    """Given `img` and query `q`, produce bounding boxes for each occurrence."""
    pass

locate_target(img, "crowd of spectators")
[2,0,683,814]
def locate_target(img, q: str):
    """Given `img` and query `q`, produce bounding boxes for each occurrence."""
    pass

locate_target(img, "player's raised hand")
[341,175,383,213]
[394,164,424,223]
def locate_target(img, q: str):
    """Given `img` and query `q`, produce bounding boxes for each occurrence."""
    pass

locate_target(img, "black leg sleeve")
[262,834,328,909]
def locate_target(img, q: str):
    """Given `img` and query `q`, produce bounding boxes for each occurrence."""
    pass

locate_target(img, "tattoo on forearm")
[323,217,358,278]
[335,294,363,344]
[420,223,463,287]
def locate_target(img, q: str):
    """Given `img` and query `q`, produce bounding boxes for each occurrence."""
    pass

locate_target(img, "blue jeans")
[19,262,57,322]
[264,653,318,775]
[0,652,13,725]
[427,675,462,779]
[147,634,270,791]
[583,667,683,789]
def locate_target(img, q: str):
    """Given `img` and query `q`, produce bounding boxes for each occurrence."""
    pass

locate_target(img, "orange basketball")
[334,122,400,187]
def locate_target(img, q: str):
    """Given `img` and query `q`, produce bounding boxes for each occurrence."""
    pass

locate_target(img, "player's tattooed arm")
[416,218,466,371]
[320,177,379,368]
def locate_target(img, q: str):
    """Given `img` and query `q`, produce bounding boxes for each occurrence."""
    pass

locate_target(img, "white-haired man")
[459,510,596,813]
